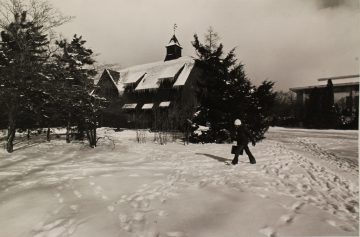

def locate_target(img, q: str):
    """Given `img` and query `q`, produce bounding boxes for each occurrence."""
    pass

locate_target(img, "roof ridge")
[105,69,117,85]
[118,56,194,73]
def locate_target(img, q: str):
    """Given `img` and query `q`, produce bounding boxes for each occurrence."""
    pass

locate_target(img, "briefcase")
[231,145,243,155]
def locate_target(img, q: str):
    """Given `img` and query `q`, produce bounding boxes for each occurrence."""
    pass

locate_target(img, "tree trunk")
[76,122,85,140]
[85,127,97,148]
[90,128,97,148]
[85,129,93,148]
[46,128,51,142]
[66,120,71,143]
[94,128,97,147]
[27,129,30,140]
[6,114,16,153]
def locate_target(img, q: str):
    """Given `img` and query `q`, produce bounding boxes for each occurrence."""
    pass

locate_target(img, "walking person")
[232,119,256,165]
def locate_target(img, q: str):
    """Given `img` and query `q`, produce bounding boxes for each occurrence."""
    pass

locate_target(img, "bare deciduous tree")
[0,0,73,31]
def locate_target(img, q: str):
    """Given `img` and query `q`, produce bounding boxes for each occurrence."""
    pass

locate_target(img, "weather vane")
[173,24,178,35]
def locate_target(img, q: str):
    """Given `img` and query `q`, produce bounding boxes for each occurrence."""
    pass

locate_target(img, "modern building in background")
[290,75,359,127]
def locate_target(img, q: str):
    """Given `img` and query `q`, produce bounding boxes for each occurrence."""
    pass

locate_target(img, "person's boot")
[231,157,238,165]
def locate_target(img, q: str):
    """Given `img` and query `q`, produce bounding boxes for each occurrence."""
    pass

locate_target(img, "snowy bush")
[136,130,147,143]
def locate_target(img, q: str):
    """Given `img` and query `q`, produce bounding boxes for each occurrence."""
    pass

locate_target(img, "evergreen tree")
[322,79,337,128]
[0,11,51,152]
[53,35,104,147]
[190,28,276,143]
[305,80,339,129]
[304,87,322,128]
[270,91,297,126]
[0,0,72,153]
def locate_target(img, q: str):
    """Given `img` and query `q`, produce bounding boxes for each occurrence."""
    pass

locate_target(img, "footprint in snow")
[73,190,82,199]
[33,218,80,237]
[133,212,145,222]
[42,218,66,231]
[158,210,168,217]
[326,219,338,227]
[101,194,108,200]
[166,231,187,237]
[70,205,79,212]
[33,221,45,232]
[67,223,78,235]
[107,205,115,212]
[117,198,126,204]
[118,213,129,223]
[325,215,355,232]
[131,201,141,209]
[154,173,165,177]
[259,226,277,237]
[279,214,294,224]
[291,201,305,211]
[52,206,62,215]
[338,224,356,232]
[144,228,161,237]
[257,194,269,199]
[131,212,146,232]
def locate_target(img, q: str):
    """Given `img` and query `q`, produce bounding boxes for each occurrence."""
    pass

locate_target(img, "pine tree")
[321,79,338,128]
[304,87,322,128]
[53,35,104,147]
[190,28,276,143]
[0,11,51,152]
[0,0,72,153]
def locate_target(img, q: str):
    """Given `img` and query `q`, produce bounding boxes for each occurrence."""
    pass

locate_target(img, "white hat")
[234,119,242,126]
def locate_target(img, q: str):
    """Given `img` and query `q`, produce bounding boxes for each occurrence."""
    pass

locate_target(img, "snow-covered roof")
[97,56,195,94]
[120,56,195,91]
[102,69,125,95]
[166,35,182,48]
[108,70,120,83]
[122,103,137,109]
[121,71,146,85]
[173,61,194,87]
[166,41,181,48]
[105,69,117,85]
[159,101,171,108]
[142,103,154,110]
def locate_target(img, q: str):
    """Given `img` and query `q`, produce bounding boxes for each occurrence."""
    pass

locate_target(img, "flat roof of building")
[290,82,359,92]
[317,74,359,82]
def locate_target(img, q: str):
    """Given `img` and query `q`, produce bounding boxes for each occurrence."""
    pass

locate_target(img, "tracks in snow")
[1,130,358,237]
[257,140,359,236]
[295,137,358,174]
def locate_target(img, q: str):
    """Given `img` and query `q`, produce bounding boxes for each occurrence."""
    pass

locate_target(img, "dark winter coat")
[234,125,255,146]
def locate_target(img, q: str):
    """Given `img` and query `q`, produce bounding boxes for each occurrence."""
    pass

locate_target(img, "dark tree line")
[269,91,297,127]
[0,0,104,152]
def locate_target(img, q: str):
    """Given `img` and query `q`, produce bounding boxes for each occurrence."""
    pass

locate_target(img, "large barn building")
[95,34,201,129]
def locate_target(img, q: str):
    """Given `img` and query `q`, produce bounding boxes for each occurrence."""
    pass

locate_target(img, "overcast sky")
[49,0,360,90]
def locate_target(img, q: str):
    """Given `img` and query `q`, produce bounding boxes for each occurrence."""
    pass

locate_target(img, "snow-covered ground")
[0,127,358,237]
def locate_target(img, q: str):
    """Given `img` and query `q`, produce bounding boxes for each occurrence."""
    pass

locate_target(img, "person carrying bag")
[231,119,256,165]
